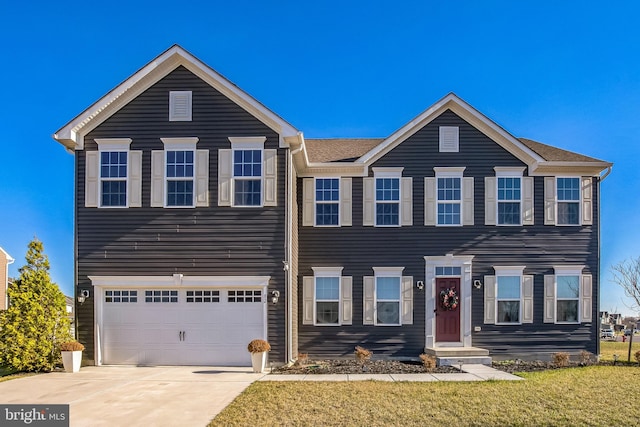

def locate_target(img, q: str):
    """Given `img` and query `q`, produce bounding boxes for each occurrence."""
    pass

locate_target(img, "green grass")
[600,341,640,362]
[210,366,640,426]
[0,366,35,383]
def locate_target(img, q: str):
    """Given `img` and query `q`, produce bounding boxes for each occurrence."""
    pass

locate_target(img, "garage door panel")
[101,287,265,366]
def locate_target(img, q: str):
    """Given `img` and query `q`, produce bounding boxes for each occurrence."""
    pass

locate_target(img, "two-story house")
[54,46,611,366]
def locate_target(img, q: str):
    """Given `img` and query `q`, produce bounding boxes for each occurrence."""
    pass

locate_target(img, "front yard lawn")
[600,341,640,362]
[210,366,640,426]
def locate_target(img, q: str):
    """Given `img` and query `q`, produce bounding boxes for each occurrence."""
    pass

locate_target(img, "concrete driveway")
[0,366,264,426]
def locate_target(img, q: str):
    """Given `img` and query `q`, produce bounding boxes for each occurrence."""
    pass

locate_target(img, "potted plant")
[60,341,85,373]
[247,339,271,373]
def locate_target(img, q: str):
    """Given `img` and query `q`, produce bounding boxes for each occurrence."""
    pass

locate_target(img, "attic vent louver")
[169,91,192,121]
[439,126,459,152]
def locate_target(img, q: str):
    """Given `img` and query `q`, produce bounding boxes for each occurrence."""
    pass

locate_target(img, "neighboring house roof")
[305,138,384,163]
[53,45,301,151]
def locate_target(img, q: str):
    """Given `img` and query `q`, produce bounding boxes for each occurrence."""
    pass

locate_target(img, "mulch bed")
[271,359,628,375]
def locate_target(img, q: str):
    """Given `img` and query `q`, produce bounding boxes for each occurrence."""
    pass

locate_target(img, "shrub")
[247,339,271,353]
[419,353,437,372]
[552,352,570,368]
[634,350,640,364]
[294,353,308,367]
[60,342,85,352]
[354,346,372,364]
[579,350,592,366]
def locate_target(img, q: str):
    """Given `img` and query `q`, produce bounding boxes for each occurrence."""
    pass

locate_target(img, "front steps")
[423,346,492,366]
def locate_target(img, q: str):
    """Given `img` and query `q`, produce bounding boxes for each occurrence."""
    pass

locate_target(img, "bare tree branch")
[610,257,640,314]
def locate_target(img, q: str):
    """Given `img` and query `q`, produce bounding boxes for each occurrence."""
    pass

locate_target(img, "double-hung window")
[437,176,461,225]
[233,149,262,206]
[302,267,352,326]
[166,150,194,207]
[544,266,592,324]
[497,177,521,225]
[315,178,339,226]
[100,151,128,207]
[88,138,140,209]
[556,275,580,323]
[557,177,580,225]
[363,168,412,227]
[496,275,521,323]
[363,268,413,326]
[376,177,400,226]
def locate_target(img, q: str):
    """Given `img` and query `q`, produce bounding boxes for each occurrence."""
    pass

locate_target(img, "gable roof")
[0,247,14,264]
[297,93,612,177]
[53,45,300,151]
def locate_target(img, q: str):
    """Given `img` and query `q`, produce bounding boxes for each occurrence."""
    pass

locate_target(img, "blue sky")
[1,1,638,315]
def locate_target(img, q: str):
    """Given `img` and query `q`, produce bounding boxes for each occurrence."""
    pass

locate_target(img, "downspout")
[4,254,14,310]
[595,165,611,358]
[285,146,293,364]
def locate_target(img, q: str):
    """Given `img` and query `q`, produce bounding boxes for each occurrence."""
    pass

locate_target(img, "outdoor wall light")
[473,280,483,289]
[271,290,280,304]
[77,289,90,304]
[416,281,424,290]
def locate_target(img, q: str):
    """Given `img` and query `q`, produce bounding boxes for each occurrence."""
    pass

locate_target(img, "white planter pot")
[61,351,82,373]
[251,352,267,373]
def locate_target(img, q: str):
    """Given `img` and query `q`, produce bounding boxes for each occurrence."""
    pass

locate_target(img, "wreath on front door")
[440,288,459,311]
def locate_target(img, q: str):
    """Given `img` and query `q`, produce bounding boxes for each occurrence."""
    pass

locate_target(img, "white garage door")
[100,288,265,366]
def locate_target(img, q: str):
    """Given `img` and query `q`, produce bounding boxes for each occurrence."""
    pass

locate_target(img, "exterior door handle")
[179,331,182,341]
[182,331,186,341]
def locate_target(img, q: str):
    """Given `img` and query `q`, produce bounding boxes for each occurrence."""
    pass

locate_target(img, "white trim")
[372,267,405,276]
[494,272,524,326]
[439,126,459,152]
[424,255,474,348]
[494,166,526,177]
[435,169,464,227]
[433,166,466,175]
[90,274,270,366]
[372,167,404,177]
[95,138,132,151]
[228,136,267,148]
[493,266,526,275]
[373,169,403,228]
[312,267,344,276]
[161,137,199,150]
[169,91,192,122]
[555,176,582,226]
[373,273,402,326]
[553,265,585,275]
[231,146,265,207]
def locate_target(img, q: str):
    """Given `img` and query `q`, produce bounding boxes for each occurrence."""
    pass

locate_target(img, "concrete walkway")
[260,364,523,382]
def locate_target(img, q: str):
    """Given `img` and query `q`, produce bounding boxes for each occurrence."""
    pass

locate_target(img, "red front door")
[436,277,461,342]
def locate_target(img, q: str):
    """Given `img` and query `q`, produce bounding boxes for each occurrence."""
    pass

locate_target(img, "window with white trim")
[363,168,412,227]
[435,266,462,276]
[303,267,352,326]
[363,268,412,326]
[169,91,192,121]
[166,150,194,207]
[496,275,521,324]
[437,176,461,225]
[233,149,262,206]
[557,177,580,225]
[498,177,521,225]
[315,178,340,226]
[100,151,128,207]
[556,275,580,323]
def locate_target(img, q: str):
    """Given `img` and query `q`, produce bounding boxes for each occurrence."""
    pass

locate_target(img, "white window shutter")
[581,274,593,322]
[169,91,192,121]
[484,177,496,225]
[522,275,534,323]
[362,178,375,226]
[128,150,142,208]
[401,276,413,325]
[85,151,99,208]
[150,150,165,207]
[522,177,534,225]
[302,276,314,325]
[341,276,353,325]
[195,150,209,207]
[439,126,459,152]
[218,149,232,206]
[340,178,352,226]
[302,178,314,226]
[544,177,556,225]
[424,177,436,226]
[544,275,555,323]
[462,177,474,225]
[484,275,496,324]
[401,177,413,226]
[363,276,375,325]
[263,149,277,206]
[582,177,593,225]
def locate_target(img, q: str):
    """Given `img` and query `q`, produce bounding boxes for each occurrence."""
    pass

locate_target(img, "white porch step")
[437,356,493,366]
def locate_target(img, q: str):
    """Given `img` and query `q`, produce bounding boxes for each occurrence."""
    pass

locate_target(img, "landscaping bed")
[272,359,460,374]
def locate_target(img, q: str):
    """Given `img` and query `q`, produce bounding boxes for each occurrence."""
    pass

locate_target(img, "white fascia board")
[0,247,14,263]
[357,93,545,168]
[529,161,613,176]
[89,275,270,288]
[53,45,299,150]
[296,163,368,178]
